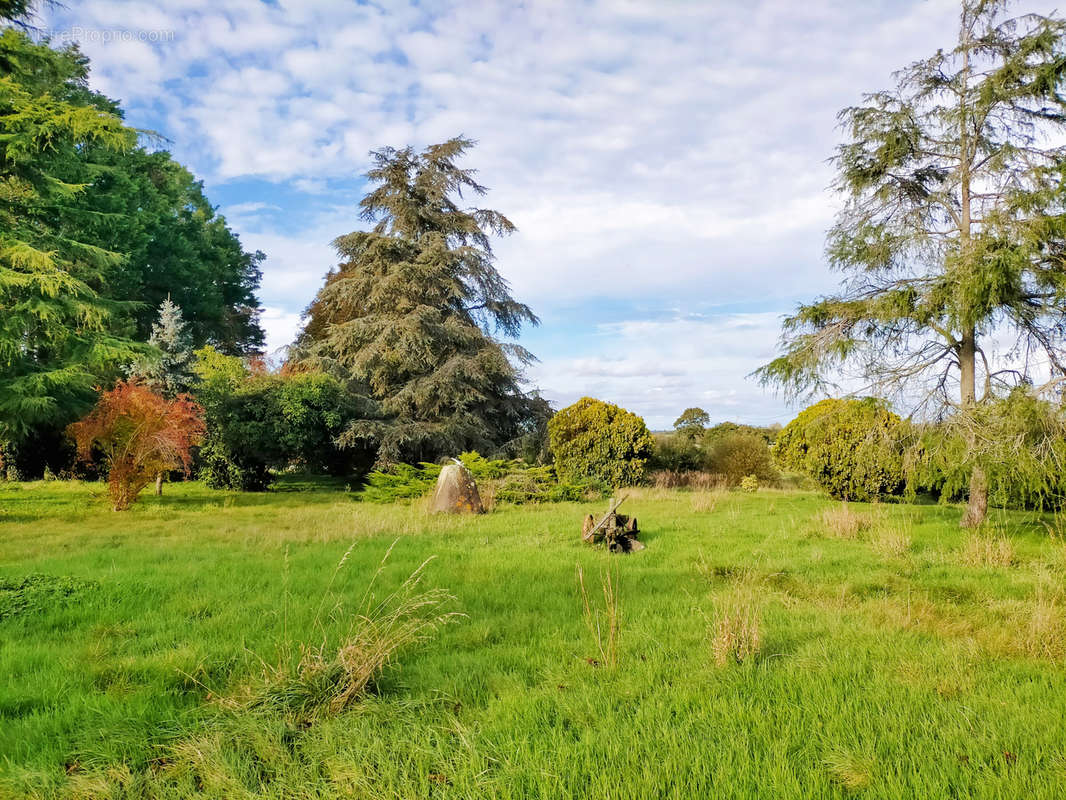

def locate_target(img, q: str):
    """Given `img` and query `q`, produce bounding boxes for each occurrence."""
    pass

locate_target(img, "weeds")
[577,565,620,667]
[245,545,461,717]
[710,579,762,666]
[960,530,1016,567]
[815,504,872,540]
[691,488,726,513]
[872,525,912,559]
[824,748,875,792]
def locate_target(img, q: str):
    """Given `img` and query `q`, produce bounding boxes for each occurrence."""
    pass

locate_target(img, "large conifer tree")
[758,0,1066,526]
[297,137,542,464]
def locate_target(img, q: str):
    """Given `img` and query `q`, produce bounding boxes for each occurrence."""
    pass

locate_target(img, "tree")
[132,298,195,398]
[547,397,654,487]
[0,29,143,444]
[673,407,710,441]
[67,381,205,510]
[193,347,372,490]
[757,1,1066,526]
[78,148,265,353]
[296,137,540,465]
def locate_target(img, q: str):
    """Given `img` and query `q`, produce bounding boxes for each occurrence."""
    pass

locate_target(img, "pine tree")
[297,137,542,464]
[131,298,195,398]
[757,1,1066,526]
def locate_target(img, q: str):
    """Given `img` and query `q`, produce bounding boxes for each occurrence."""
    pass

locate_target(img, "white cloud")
[37,0,1057,424]
[529,313,796,428]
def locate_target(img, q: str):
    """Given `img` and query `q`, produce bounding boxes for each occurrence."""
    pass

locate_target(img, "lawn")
[1,479,1065,798]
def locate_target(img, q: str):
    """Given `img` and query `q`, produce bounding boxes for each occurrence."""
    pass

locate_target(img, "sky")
[30,0,1029,428]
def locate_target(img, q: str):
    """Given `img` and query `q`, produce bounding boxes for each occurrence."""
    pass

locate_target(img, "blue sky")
[33,0,1015,428]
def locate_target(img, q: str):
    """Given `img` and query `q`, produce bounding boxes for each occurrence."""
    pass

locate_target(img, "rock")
[430,462,484,514]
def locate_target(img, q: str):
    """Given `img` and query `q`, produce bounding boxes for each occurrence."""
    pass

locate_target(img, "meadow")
[2,480,1066,798]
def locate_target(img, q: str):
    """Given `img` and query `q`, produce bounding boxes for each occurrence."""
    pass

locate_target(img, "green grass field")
[2,479,1066,798]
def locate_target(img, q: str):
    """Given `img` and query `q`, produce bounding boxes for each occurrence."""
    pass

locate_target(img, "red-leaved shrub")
[68,381,206,510]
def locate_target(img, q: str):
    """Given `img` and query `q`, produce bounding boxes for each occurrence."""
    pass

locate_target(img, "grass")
[2,478,1066,797]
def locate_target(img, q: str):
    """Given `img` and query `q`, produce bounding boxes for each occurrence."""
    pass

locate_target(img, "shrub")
[705,432,778,487]
[193,348,370,490]
[775,398,904,501]
[548,397,654,487]
[703,421,779,448]
[649,432,703,473]
[740,475,759,493]
[68,381,205,510]
[355,453,607,505]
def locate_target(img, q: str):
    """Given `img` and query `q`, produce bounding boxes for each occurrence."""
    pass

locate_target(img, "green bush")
[649,432,703,473]
[193,348,371,490]
[706,432,779,487]
[547,397,654,487]
[355,453,605,505]
[494,466,607,504]
[775,398,904,502]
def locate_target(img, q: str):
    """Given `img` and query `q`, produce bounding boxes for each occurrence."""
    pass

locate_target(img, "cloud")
[529,312,796,428]
[38,0,1053,424]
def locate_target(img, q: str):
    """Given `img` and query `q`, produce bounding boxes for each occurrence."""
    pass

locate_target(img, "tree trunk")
[961,467,988,528]
[958,327,987,527]
[155,472,163,496]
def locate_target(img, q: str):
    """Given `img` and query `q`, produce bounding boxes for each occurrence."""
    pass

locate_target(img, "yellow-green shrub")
[775,398,904,501]
[548,397,653,487]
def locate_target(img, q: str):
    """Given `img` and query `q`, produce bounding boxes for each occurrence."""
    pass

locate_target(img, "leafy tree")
[79,148,265,353]
[547,397,654,487]
[775,398,905,502]
[0,29,143,443]
[67,381,205,510]
[757,1,1066,526]
[673,407,710,441]
[193,347,371,490]
[296,137,540,465]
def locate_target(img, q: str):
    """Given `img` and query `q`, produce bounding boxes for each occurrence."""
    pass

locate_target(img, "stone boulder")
[430,462,484,514]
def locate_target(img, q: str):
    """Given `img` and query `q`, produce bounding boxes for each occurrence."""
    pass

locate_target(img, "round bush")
[547,397,654,487]
[706,432,778,487]
[775,397,904,501]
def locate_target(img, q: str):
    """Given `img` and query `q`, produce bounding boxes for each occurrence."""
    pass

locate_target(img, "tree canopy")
[296,136,543,464]
[0,28,263,457]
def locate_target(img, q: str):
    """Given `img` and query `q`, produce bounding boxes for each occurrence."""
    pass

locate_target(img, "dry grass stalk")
[577,565,620,667]
[872,526,912,559]
[960,531,1016,567]
[248,545,461,717]
[691,488,727,513]
[710,587,762,666]
[816,504,872,540]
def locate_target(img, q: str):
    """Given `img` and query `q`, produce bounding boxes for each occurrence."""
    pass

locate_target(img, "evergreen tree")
[757,0,1066,526]
[0,28,142,443]
[297,137,540,464]
[131,298,195,398]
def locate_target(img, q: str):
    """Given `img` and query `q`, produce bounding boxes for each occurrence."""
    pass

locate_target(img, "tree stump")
[430,462,484,514]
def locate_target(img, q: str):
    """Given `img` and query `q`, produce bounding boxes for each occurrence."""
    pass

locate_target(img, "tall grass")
[244,544,462,717]
[577,566,620,668]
